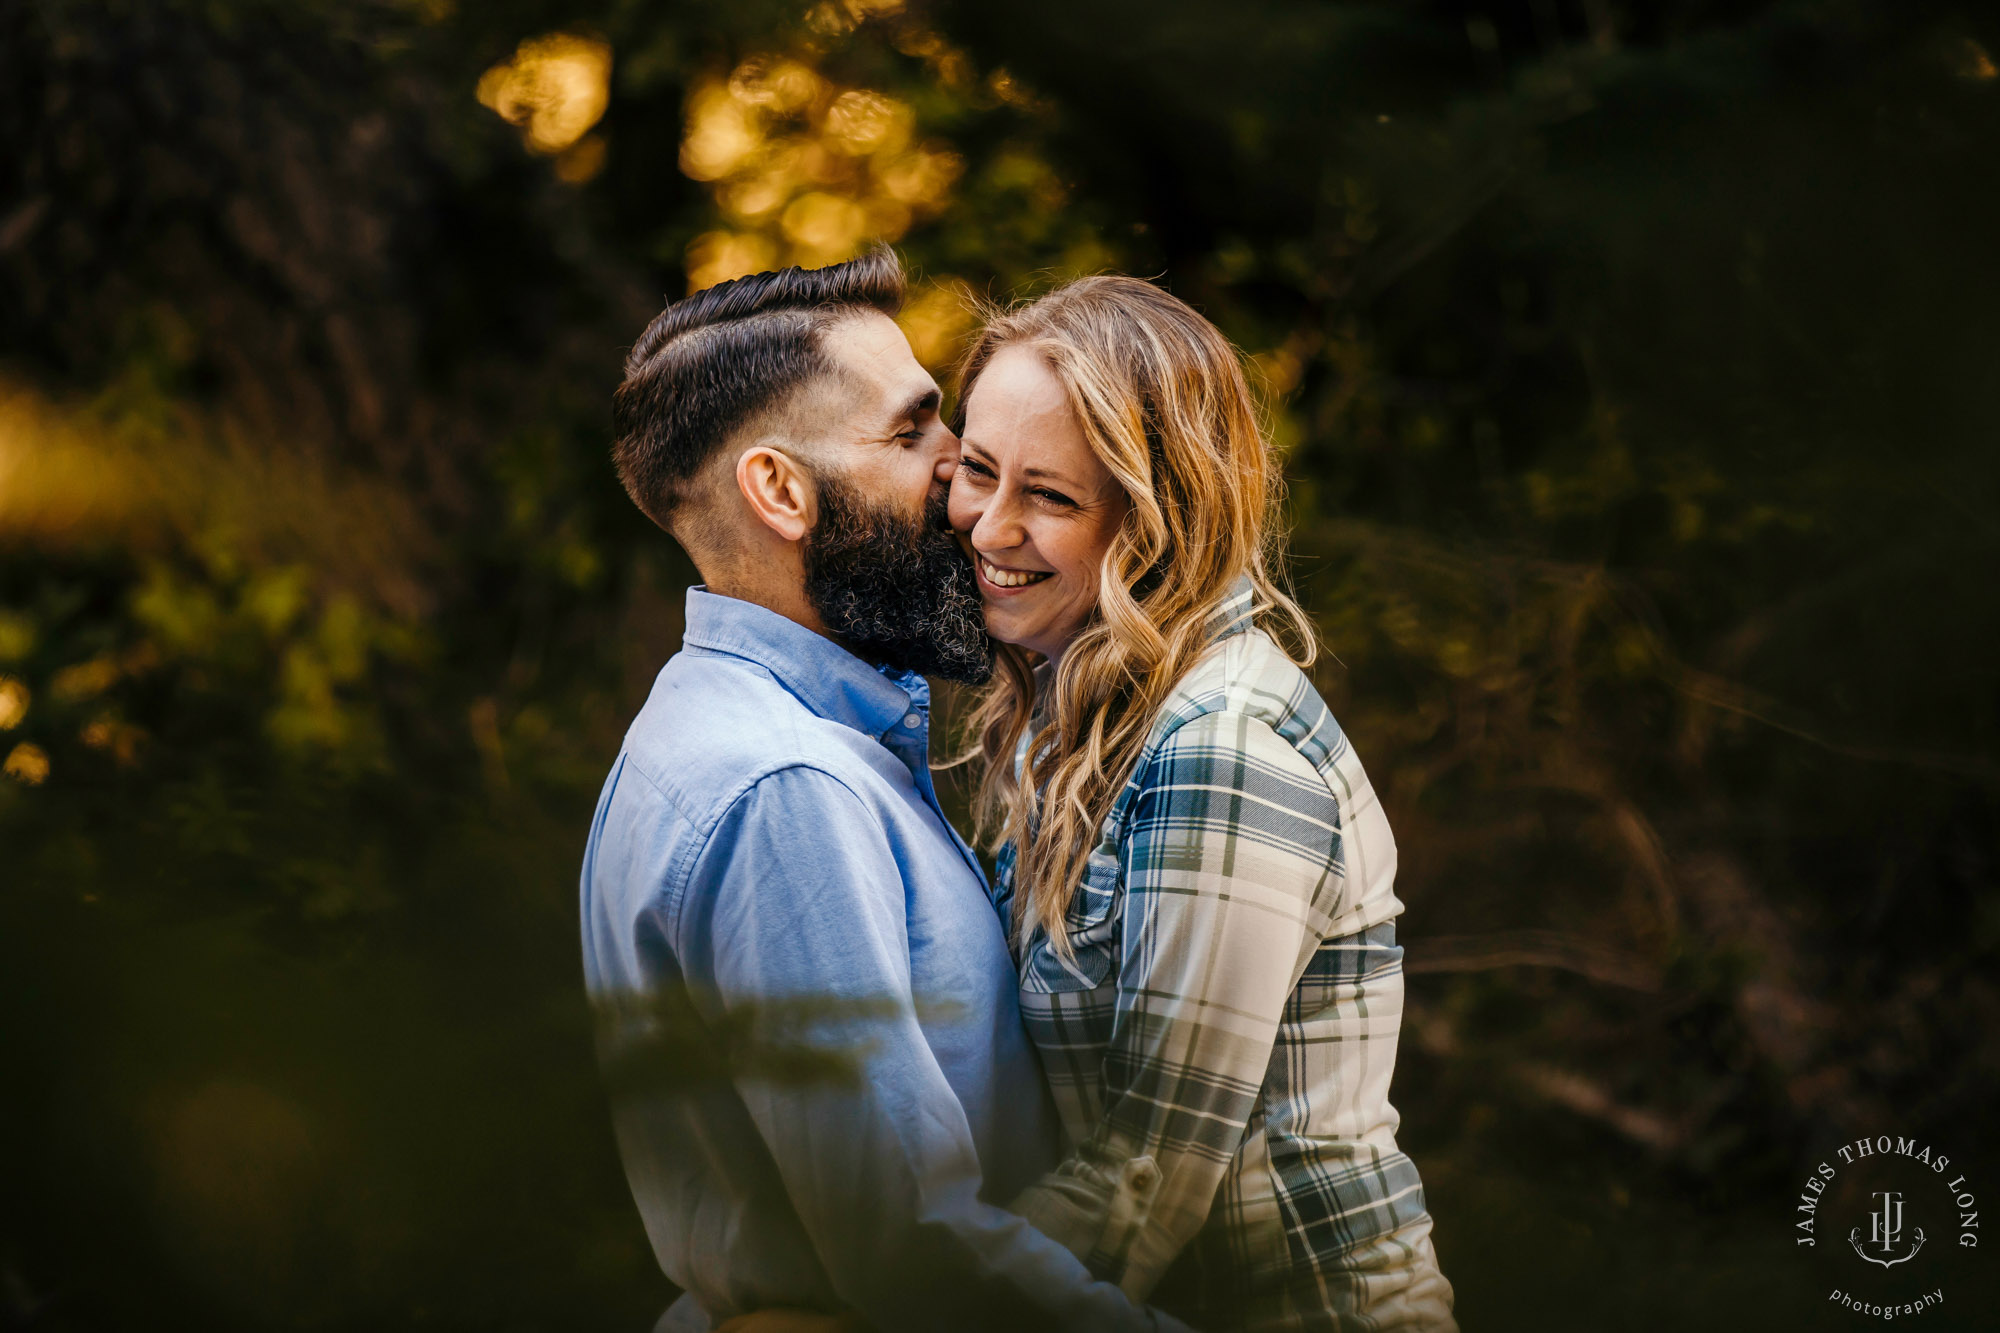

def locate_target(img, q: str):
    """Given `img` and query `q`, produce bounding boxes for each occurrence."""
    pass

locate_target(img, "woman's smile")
[948,345,1129,662]
[976,555,1054,592]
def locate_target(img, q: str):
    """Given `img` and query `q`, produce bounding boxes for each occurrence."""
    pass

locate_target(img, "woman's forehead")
[964,348,1078,439]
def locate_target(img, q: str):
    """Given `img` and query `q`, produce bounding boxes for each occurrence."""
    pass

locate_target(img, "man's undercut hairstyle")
[611,245,906,530]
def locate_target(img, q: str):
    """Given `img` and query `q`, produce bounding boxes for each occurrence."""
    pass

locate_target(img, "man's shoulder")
[582,650,904,988]
[617,647,888,832]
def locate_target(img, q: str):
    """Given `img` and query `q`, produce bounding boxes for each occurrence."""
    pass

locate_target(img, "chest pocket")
[1018,841,1122,995]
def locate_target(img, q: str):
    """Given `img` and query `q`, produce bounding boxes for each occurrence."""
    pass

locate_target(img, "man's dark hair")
[611,246,905,530]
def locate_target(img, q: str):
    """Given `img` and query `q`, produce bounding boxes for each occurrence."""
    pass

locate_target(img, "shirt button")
[903,714,922,728]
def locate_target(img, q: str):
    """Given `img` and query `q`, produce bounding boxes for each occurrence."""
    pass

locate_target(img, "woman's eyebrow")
[960,443,1076,487]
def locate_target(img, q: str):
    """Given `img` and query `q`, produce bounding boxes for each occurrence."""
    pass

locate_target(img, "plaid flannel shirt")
[993,581,1456,1332]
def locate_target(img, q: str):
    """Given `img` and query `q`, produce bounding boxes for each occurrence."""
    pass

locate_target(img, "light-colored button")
[903,714,922,728]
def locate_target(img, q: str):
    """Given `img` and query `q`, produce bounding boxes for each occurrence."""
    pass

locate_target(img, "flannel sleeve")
[1012,709,1343,1300]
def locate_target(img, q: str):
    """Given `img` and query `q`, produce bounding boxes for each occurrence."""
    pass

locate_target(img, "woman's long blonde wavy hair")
[956,275,1315,955]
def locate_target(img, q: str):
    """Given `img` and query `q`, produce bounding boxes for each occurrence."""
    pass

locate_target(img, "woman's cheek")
[946,477,977,534]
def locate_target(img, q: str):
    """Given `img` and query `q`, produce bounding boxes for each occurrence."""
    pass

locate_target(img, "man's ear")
[734,445,816,544]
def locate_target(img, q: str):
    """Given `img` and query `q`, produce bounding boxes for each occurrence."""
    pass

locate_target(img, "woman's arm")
[1011,709,1345,1300]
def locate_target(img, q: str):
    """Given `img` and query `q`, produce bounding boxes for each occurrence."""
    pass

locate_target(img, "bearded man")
[579,248,1180,1333]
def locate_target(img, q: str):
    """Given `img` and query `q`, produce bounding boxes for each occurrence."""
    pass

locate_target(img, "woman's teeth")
[981,559,1051,589]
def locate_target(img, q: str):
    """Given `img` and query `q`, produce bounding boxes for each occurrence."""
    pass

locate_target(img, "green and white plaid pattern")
[996,582,1456,1332]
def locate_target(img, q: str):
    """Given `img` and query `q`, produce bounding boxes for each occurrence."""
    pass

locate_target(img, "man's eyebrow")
[886,387,941,428]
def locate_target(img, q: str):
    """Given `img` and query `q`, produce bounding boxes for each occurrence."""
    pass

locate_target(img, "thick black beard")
[802,473,995,685]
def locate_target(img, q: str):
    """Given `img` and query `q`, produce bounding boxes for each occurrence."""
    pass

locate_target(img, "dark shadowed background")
[2,1,1996,1329]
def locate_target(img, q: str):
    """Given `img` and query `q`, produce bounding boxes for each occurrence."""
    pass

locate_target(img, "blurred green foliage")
[2,0,1996,1329]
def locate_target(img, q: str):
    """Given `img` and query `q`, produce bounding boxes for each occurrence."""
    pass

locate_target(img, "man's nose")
[932,424,962,484]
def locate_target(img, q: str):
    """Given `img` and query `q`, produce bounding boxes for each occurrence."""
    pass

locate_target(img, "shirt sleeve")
[1010,710,1342,1300]
[680,763,1189,1333]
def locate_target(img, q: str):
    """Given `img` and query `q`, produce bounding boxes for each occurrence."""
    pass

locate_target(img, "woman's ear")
[735,446,815,544]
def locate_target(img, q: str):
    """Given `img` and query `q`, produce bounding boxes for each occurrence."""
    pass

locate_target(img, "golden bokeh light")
[781,192,872,263]
[723,175,790,222]
[51,654,120,703]
[678,52,964,291]
[0,379,147,543]
[680,86,762,182]
[729,57,822,114]
[554,133,608,184]
[877,146,960,206]
[684,231,781,292]
[81,714,146,767]
[4,741,49,785]
[985,68,1049,112]
[825,91,911,155]
[1955,38,1997,81]
[477,33,612,156]
[898,282,975,369]
[808,0,908,35]
[0,676,27,731]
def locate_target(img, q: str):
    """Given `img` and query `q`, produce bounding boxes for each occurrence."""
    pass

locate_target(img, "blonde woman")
[942,276,1456,1332]
[721,276,1454,1333]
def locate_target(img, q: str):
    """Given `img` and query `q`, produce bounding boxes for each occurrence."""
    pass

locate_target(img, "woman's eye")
[1032,488,1075,508]
[959,459,994,479]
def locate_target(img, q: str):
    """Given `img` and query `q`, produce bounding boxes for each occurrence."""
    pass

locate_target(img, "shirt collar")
[680,587,925,738]
[1205,574,1259,644]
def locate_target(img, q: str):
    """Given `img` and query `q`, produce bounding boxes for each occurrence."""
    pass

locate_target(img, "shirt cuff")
[1008,1150,1164,1296]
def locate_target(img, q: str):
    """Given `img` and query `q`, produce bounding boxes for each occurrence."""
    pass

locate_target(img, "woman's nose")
[972,494,1026,551]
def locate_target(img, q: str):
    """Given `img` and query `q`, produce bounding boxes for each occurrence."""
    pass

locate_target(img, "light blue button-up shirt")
[580,588,1173,1333]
